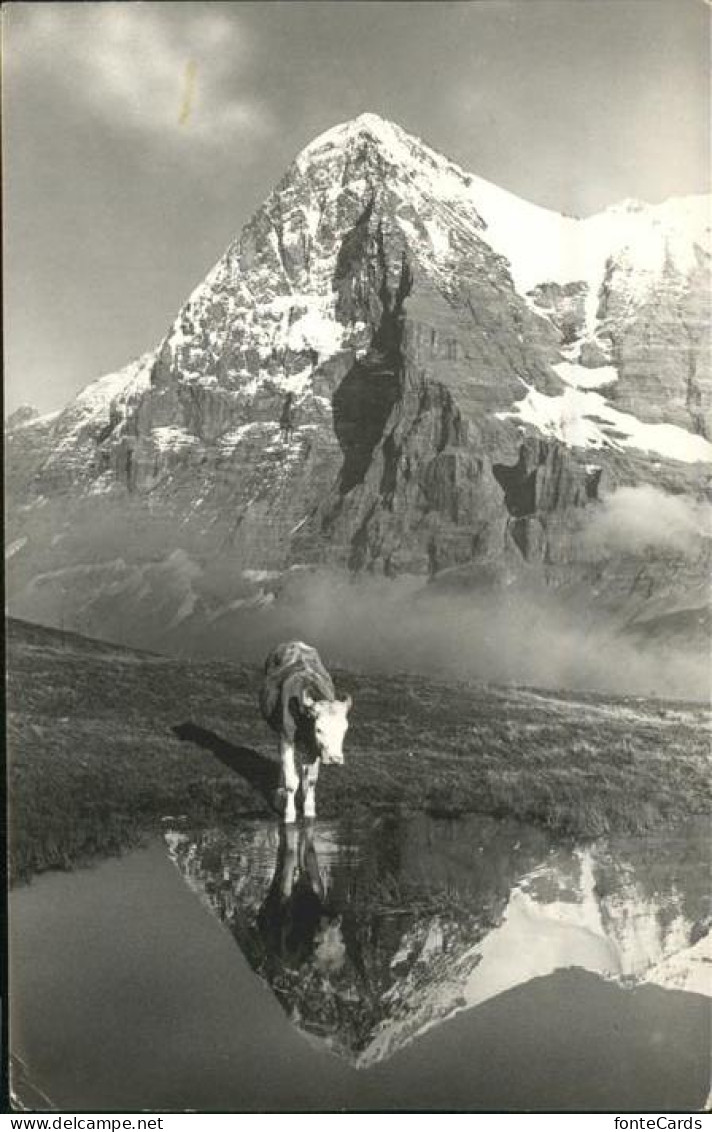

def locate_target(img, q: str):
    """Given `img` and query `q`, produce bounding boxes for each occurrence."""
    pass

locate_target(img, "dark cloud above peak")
[6,3,274,151]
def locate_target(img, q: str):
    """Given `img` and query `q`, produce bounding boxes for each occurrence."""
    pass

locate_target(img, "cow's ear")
[342,693,353,713]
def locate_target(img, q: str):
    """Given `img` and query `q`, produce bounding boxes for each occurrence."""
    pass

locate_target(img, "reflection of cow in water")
[236,820,374,1057]
[280,393,296,442]
[257,822,346,977]
[259,641,352,824]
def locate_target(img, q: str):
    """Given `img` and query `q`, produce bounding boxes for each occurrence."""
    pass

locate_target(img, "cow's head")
[303,693,352,765]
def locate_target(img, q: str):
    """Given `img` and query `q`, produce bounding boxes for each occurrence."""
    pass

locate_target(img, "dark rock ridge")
[5,114,711,653]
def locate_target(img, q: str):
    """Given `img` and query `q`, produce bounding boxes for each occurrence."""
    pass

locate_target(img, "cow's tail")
[259,682,280,727]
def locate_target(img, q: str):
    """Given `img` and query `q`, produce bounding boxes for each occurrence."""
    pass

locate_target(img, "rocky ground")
[8,617,711,884]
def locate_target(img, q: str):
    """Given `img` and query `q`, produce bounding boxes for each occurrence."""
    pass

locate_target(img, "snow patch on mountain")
[500,384,712,464]
[217,422,268,454]
[553,361,618,389]
[151,426,199,453]
[285,310,344,358]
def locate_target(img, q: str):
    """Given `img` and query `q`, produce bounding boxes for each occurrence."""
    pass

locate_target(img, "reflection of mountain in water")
[165,814,710,1067]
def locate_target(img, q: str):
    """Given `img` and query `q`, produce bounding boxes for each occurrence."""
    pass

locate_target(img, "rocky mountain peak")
[296,110,412,159]
[5,116,711,663]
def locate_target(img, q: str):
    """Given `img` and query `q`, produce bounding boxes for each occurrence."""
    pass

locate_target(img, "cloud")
[11,550,708,699]
[585,485,712,555]
[219,570,708,700]
[7,2,274,148]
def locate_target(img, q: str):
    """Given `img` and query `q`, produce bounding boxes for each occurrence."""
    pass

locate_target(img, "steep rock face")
[6,114,711,647]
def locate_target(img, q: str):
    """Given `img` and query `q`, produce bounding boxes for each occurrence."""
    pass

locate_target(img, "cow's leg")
[302,820,325,899]
[302,759,320,821]
[280,736,299,824]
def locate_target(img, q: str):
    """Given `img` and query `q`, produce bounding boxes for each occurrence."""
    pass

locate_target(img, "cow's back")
[260,640,335,733]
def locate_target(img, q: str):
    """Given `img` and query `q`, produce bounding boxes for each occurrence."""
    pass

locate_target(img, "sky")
[4,0,710,415]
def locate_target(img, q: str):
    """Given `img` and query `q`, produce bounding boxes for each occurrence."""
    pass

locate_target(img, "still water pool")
[10,813,711,1111]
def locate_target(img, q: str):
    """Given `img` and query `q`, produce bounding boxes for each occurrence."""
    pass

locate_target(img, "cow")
[259,640,352,824]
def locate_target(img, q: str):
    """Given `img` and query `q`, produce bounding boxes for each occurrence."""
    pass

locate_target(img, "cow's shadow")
[172,721,280,810]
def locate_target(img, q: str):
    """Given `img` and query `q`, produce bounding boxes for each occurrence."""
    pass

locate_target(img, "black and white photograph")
[4,0,711,1114]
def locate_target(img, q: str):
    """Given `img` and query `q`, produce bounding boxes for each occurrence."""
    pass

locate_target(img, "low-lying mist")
[584,484,712,554]
[195,570,709,702]
[8,482,710,702]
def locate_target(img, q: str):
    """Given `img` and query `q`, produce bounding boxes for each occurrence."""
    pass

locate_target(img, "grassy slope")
[7,618,711,882]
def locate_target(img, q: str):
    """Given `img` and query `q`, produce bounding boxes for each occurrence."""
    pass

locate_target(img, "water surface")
[10,812,711,1111]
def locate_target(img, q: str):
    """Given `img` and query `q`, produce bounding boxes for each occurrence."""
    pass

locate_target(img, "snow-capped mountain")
[6,113,711,653]
[164,814,711,1067]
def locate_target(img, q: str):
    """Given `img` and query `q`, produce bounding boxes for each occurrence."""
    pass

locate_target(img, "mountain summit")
[6,114,711,663]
